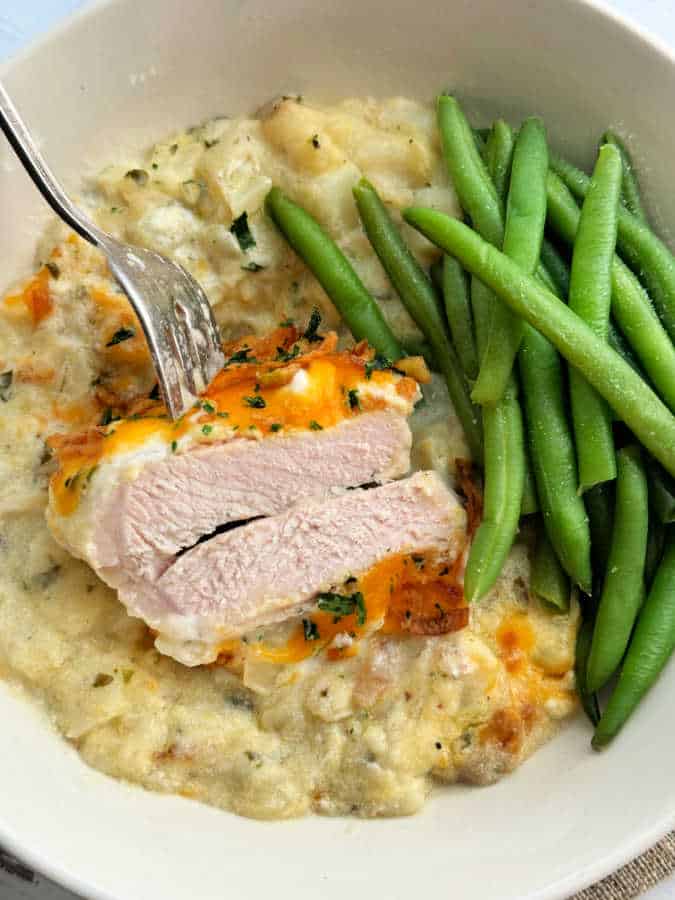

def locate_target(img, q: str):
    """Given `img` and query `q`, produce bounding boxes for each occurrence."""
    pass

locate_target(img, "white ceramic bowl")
[1,1,674,898]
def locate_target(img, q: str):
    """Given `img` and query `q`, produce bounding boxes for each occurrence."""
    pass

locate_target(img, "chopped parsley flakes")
[303,307,323,342]
[317,591,366,625]
[106,327,136,347]
[0,370,13,403]
[270,423,282,432]
[201,400,215,413]
[171,440,178,453]
[124,168,148,186]
[309,420,323,430]
[244,395,266,409]
[347,388,360,410]
[230,211,256,252]
[303,619,320,641]
[275,343,301,362]
[202,424,213,435]
[365,353,393,379]
[224,347,256,367]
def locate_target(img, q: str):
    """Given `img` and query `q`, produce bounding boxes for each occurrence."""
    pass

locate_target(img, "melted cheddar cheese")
[250,549,468,665]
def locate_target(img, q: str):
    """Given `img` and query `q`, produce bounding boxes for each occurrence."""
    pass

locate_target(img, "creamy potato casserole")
[0,96,578,819]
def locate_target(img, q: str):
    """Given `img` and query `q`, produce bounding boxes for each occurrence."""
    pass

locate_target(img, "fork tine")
[172,276,223,394]
[171,301,201,395]
[159,320,191,418]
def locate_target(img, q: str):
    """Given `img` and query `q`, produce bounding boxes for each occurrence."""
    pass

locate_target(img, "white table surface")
[1,1,674,898]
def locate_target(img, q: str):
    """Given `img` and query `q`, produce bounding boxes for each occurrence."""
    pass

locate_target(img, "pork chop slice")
[121,471,466,665]
[48,409,413,584]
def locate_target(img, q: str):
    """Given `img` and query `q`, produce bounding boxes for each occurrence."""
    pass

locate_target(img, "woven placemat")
[572,831,675,899]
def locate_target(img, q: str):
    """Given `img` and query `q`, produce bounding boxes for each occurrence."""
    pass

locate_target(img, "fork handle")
[0,81,105,248]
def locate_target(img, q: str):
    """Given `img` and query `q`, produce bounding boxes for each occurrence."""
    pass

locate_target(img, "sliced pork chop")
[121,471,466,665]
[49,410,412,585]
[47,330,421,583]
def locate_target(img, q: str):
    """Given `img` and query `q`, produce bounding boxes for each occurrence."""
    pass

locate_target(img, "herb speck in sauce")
[0,371,13,403]
[303,307,323,342]
[106,327,135,347]
[230,211,256,252]
[303,619,320,641]
[125,168,148,186]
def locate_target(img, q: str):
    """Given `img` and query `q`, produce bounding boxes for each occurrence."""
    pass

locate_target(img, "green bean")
[484,120,515,213]
[484,121,591,589]
[540,238,570,298]
[463,378,525,602]
[265,187,402,360]
[454,110,527,596]
[470,278,491,353]
[519,324,592,592]
[535,260,559,295]
[608,320,645,378]
[473,119,549,406]
[646,457,675,524]
[531,529,570,610]
[352,178,482,460]
[547,171,675,413]
[567,144,621,492]
[521,454,539,516]
[576,613,601,726]
[645,519,665,587]
[467,265,526,594]
[593,530,675,748]
[402,208,675,478]
[438,96,503,247]
[429,257,444,294]
[587,446,649,693]
[438,98,515,407]
[602,130,648,225]
[442,256,479,380]
[585,483,614,580]
[472,127,488,155]
[550,155,675,342]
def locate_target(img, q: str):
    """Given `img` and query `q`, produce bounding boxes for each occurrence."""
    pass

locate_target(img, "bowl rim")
[1,1,674,898]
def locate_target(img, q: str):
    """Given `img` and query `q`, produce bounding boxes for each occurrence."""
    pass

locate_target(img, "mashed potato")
[0,96,578,819]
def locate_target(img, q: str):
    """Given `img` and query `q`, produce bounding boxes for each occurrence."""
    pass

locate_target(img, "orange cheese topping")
[496,613,535,675]
[48,328,419,517]
[4,268,53,326]
[250,550,468,666]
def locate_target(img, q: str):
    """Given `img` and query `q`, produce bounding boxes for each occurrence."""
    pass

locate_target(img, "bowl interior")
[1,1,674,898]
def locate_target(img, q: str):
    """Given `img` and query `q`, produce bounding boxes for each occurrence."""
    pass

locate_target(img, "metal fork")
[0,81,224,419]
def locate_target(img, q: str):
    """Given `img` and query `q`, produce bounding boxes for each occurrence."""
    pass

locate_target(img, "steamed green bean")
[567,144,621,492]
[402,208,675,478]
